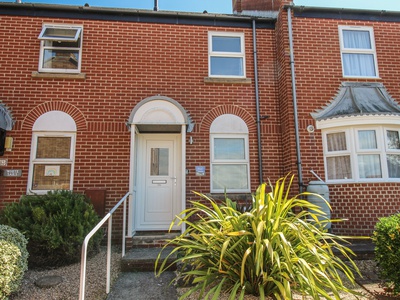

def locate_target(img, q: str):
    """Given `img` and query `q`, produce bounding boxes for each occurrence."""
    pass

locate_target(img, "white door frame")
[129,127,186,235]
[135,134,181,230]
[127,96,190,236]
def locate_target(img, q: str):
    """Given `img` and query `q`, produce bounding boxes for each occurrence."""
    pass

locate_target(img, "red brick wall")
[0,13,282,235]
[283,10,400,236]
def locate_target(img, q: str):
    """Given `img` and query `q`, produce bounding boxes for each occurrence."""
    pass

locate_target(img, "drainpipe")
[287,6,303,190]
[252,19,263,184]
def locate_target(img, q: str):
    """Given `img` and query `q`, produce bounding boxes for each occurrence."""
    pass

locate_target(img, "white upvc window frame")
[323,125,400,183]
[208,31,246,78]
[27,131,76,194]
[38,24,83,74]
[338,25,379,78]
[323,129,353,182]
[27,132,76,194]
[210,133,250,193]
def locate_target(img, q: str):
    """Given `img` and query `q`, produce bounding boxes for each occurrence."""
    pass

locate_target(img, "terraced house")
[0,0,399,239]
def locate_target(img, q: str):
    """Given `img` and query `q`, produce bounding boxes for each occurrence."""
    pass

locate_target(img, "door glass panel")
[150,148,169,176]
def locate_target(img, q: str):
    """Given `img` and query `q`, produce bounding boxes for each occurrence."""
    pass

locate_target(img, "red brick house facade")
[275,3,400,236]
[0,0,399,237]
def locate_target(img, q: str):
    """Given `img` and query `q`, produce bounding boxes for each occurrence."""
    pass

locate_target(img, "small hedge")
[0,225,28,300]
[372,213,400,294]
[0,190,103,268]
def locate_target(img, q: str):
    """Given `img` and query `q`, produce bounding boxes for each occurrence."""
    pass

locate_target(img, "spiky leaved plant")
[156,175,362,300]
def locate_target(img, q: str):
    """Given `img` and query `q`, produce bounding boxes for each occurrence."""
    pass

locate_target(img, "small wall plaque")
[1,169,22,177]
[0,159,7,167]
[195,166,205,176]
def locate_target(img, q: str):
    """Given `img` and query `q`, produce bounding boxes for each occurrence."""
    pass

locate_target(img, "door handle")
[171,176,177,185]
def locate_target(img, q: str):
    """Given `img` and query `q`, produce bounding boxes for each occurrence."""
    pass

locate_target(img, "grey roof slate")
[311,82,400,121]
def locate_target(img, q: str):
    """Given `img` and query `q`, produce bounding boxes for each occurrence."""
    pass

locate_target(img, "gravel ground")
[9,252,385,300]
[9,246,122,300]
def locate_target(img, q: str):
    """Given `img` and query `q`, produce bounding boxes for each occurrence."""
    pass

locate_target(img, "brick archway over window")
[199,105,256,133]
[21,102,87,131]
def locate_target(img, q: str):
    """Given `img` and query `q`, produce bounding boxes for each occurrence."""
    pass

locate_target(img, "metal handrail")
[79,192,131,300]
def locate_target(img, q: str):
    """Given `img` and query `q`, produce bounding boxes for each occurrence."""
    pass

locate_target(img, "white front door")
[136,134,181,230]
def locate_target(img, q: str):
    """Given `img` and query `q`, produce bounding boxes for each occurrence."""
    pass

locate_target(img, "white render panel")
[33,111,76,131]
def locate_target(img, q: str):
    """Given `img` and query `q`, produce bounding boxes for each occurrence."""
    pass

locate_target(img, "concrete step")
[334,240,375,260]
[131,231,179,248]
[121,246,177,272]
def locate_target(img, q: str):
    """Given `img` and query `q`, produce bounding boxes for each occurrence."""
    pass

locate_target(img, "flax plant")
[155,175,361,300]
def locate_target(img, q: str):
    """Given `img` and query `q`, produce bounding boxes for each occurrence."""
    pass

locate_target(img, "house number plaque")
[0,159,7,167]
[1,169,22,177]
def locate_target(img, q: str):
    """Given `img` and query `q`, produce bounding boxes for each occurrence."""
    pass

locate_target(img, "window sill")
[32,72,86,80]
[204,77,252,84]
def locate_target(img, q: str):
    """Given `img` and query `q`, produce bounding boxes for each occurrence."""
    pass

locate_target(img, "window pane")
[343,53,376,77]
[358,154,382,178]
[214,138,245,160]
[387,155,400,178]
[358,130,377,149]
[387,130,400,150]
[327,156,352,180]
[210,57,243,76]
[150,148,168,176]
[36,137,71,159]
[327,132,347,152]
[343,30,372,49]
[32,164,71,190]
[44,39,81,48]
[41,27,80,41]
[42,49,79,70]
[212,164,248,190]
[212,36,241,53]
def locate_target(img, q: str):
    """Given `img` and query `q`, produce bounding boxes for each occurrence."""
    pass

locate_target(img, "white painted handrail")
[79,192,131,300]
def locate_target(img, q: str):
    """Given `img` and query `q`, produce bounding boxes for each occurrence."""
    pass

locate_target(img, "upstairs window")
[323,126,400,182]
[339,26,378,78]
[210,114,250,193]
[208,32,245,78]
[38,24,83,73]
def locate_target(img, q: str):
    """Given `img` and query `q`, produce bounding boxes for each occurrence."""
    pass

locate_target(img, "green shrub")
[0,190,102,268]
[372,213,400,294]
[156,175,361,300]
[0,225,28,300]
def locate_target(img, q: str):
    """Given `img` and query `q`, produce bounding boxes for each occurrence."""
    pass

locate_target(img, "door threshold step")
[121,246,177,272]
[131,231,180,248]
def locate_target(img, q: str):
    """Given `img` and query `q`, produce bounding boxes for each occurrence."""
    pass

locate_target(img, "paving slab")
[106,271,177,300]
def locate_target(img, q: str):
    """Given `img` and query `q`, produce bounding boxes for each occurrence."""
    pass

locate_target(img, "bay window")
[323,126,400,182]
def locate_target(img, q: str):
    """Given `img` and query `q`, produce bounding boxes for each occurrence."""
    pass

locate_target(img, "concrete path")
[106,271,177,300]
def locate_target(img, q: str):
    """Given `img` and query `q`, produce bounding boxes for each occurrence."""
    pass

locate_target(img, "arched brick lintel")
[21,102,87,131]
[199,105,256,133]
